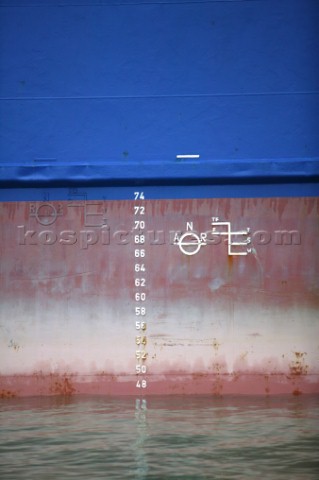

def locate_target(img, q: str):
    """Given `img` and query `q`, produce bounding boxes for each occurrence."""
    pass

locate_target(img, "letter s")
[59,230,77,245]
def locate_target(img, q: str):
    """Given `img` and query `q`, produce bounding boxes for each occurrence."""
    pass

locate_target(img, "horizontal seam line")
[1,91,319,101]
[0,1,266,8]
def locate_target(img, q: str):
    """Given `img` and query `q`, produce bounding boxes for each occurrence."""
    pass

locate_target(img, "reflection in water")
[0,395,318,479]
[134,399,148,480]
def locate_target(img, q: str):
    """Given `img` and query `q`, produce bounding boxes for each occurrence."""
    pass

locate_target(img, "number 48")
[136,380,147,388]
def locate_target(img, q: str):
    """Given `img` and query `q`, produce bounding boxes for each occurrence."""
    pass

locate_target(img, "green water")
[0,395,318,479]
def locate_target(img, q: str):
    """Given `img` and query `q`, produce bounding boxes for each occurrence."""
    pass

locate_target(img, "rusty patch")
[292,388,302,396]
[212,376,223,396]
[289,352,308,377]
[192,372,208,380]
[212,338,220,351]
[239,351,249,361]
[227,254,233,274]
[295,352,306,359]
[33,370,46,380]
[212,362,224,396]
[231,372,240,382]
[96,372,117,382]
[264,374,270,395]
[50,375,76,396]
[8,340,20,351]
[0,389,16,399]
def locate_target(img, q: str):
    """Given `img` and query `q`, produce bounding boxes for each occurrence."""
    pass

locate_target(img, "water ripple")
[0,395,318,479]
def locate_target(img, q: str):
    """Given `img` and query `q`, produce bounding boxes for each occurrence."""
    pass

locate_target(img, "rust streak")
[0,389,16,399]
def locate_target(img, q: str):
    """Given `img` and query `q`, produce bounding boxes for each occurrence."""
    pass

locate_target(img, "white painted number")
[135,292,146,301]
[136,365,147,374]
[135,264,146,272]
[136,336,147,345]
[134,220,145,229]
[134,235,145,244]
[135,249,145,257]
[135,321,147,330]
[136,350,148,360]
[133,191,147,391]
[136,380,147,388]
[134,192,145,200]
[134,206,145,215]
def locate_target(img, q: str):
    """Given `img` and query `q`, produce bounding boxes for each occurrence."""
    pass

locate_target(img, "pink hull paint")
[1,373,318,398]
[1,197,319,397]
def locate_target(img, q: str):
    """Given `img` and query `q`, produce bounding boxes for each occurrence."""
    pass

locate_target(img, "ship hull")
[1,197,318,397]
